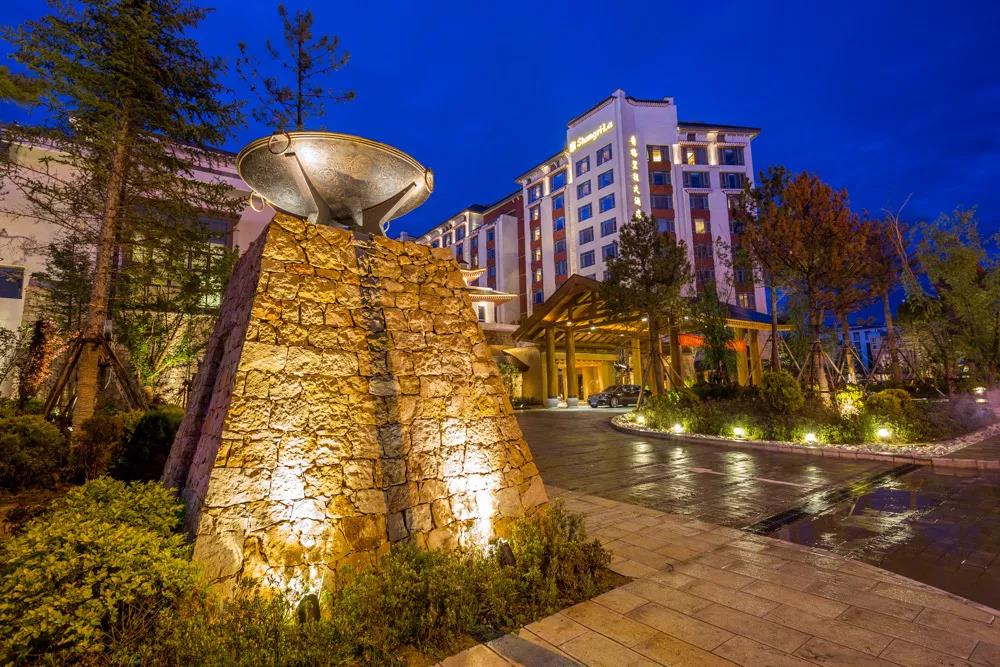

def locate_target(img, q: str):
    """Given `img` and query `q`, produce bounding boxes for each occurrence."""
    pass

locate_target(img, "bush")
[0,415,66,491]
[0,479,198,664]
[73,413,128,480]
[865,388,912,419]
[760,371,804,414]
[113,406,184,481]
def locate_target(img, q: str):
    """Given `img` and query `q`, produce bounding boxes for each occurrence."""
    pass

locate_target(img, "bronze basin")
[236,131,434,235]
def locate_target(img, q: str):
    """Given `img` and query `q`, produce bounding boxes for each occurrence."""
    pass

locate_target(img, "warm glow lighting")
[671,423,684,434]
[732,426,746,438]
[635,414,646,425]
[977,398,988,404]
[629,134,641,212]
[803,432,817,444]
[568,121,613,152]
[876,427,891,439]
[974,386,986,395]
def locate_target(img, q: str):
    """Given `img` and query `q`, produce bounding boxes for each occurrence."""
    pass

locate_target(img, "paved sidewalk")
[440,486,1000,666]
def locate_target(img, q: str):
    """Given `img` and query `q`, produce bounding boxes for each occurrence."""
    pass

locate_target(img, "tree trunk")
[668,315,683,389]
[810,309,830,403]
[769,275,781,372]
[649,316,665,394]
[72,119,130,432]
[882,288,902,386]
[840,316,857,385]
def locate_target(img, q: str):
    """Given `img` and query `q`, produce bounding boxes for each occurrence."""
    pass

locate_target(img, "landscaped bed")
[612,371,997,458]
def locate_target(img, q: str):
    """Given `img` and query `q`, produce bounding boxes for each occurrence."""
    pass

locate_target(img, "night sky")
[2,0,999,240]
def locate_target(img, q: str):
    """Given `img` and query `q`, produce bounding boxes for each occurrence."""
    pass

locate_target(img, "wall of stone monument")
[163,214,547,597]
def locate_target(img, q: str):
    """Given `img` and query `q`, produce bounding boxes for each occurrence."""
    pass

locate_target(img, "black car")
[588,384,641,408]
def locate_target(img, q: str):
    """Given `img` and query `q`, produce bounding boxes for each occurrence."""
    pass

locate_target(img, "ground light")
[876,427,891,439]
[803,432,817,444]
[635,414,646,425]
[732,426,746,439]
[671,423,684,434]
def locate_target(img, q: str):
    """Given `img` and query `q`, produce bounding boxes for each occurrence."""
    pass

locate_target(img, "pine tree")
[0,65,43,105]
[3,0,242,428]
[599,212,692,394]
[237,3,355,131]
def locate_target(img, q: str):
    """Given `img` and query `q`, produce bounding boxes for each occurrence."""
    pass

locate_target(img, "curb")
[609,420,1000,471]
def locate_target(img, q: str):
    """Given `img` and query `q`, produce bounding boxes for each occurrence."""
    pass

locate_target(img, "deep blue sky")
[3,0,1000,240]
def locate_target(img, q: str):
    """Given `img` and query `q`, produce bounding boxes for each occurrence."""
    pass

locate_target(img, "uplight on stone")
[876,427,891,439]
[671,423,684,434]
[732,426,746,439]
[803,432,817,444]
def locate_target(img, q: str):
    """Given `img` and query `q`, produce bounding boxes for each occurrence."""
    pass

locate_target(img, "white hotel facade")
[417,89,767,325]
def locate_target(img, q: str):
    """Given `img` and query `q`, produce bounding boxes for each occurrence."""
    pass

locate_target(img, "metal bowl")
[236,131,434,234]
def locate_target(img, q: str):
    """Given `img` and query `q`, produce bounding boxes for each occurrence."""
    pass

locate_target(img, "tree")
[600,211,692,394]
[34,234,93,333]
[866,215,906,385]
[3,0,242,429]
[237,4,355,131]
[16,319,60,409]
[737,170,868,400]
[828,219,876,384]
[0,65,44,106]
[691,283,735,385]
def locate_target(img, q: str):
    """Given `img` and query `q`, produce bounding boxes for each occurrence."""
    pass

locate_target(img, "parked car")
[588,384,641,408]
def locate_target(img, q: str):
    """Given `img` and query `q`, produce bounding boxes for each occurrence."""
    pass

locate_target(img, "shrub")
[73,413,128,480]
[865,388,912,419]
[760,371,804,414]
[0,415,66,491]
[0,479,198,664]
[113,406,184,481]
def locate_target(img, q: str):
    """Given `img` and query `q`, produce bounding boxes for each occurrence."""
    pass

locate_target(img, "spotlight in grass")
[671,423,684,434]
[803,432,817,444]
[635,414,646,425]
[974,386,986,395]
[876,427,891,439]
[732,426,746,439]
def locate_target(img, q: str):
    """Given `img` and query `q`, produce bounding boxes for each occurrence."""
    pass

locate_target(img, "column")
[735,327,749,386]
[565,325,578,407]
[545,326,559,408]
[750,329,764,385]
[631,336,643,387]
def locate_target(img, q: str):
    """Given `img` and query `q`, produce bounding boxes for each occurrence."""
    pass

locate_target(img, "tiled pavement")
[439,486,1000,666]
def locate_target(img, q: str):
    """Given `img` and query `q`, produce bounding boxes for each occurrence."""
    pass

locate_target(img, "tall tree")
[866,215,906,384]
[3,0,242,429]
[0,65,44,105]
[600,211,692,394]
[237,4,355,131]
[691,282,736,385]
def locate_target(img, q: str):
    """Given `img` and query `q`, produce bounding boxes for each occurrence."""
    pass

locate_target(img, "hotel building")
[416,89,767,324]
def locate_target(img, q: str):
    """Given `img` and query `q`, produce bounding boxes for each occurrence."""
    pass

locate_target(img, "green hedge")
[0,415,67,491]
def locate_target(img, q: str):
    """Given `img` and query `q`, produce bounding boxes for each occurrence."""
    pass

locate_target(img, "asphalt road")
[518,407,1000,609]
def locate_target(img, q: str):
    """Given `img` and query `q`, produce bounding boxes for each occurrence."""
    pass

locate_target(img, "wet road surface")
[518,408,1000,610]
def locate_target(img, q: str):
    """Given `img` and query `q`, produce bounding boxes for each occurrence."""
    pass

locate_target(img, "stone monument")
[162,132,547,599]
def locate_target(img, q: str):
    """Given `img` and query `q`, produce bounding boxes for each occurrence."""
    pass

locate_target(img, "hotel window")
[550,170,567,191]
[470,236,478,252]
[530,205,540,221]
[532,227,541,241]
[598,193,615,213]
[738,293,752,309]
[578,203,593,221]
[533,247,542,262]
[602,242,618,260]
[600,218,617,237]
[596,143,612,165]
[579,227,594,245]
[603,269,611,281]
[486,229,495,241]
[455,226,466,241]
[553,216,565,231]
[455,243,463,258]
[552,193,565,210]
[597,169,614,189]
[731,220,745,235]
[487,248,495,260]
[555,259,568,276]
[650,169,670,186]
[533,289,544,304]
[647,145,669,162]
[693,218,709,234]
[735,268,749,284]
[533,268,543,283]
[528,182,543,203]
[431,240,440,248]
[689,194,710,209]
[487,265,496,279]
[0,266,25,299]
[554,239,567,254]
[683,171,711,189]
[697,268,715,284]
[576,180,591,198]
[657,218,675,234]
[477,305,486,322]
[720,172,745,190]
[575,155,590,176]
[682,146,708,165]
[471,255,479,268]
[443,232,452,246]
[651,195,673,210]
[718,146,745,166]
[580,250,595,268]
[694,243,713,259]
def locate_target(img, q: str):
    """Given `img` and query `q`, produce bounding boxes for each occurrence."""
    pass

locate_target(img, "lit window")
[555,259,568,276]
[694,219,708,234]
[598,169,614,189]
[471,255,479,267]
[552,193,564,210]
[657,218,674,234]
[600,218,617,236]
[689,194,710,209]
[737,293,750,308]
[683,146,708,165]
[533,247,542,262]
[554,239,567,254]
[599,193,615,213]
[596,143,612,165]
[720,172,745,190]
[532,227,541,241]
[550,170,567,191]
[553,216,565,231]
[580,250,595,268]
[0,266,24,299]
[650,170,670,186]
[530,205,540,221]
[578,203,593,221]
[602,242,618,260]
[575,155,590,176]
[683,171,711,189]
[651,195,672,210]
[527,183,543,203]
[719,146,745,166]
[579,227,594,245]
[647,145,669,162]
[534,268,543,283]
[576,180,591,198]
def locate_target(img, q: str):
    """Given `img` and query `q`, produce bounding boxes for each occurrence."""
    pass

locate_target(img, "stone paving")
[441,486,1000,666]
